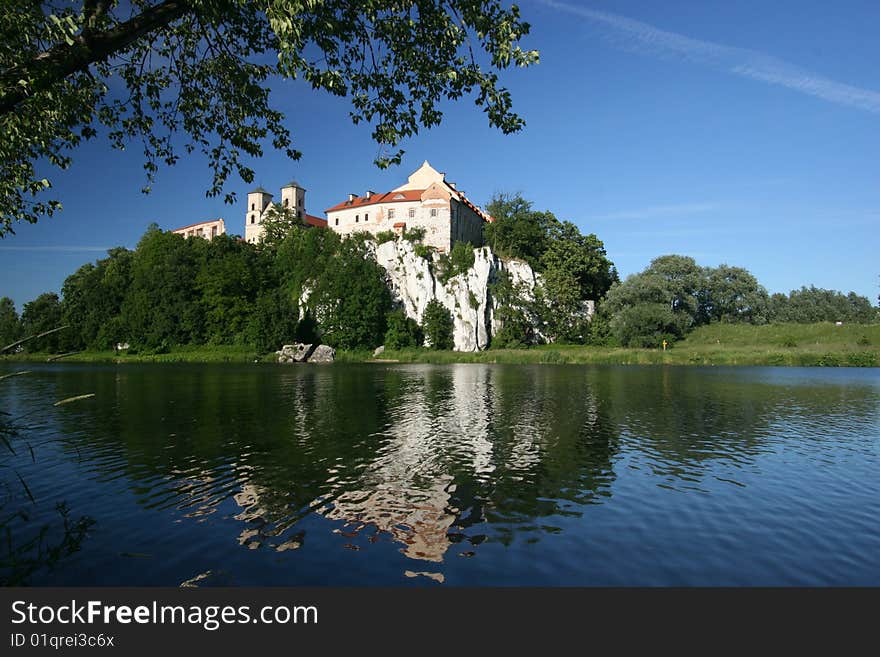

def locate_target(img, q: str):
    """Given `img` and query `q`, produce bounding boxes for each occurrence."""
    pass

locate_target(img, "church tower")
[280,180,306,222]
[245,186,273,243]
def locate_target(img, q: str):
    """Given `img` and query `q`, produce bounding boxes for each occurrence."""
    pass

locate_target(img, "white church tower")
[280,180,306,221]
[245,186,273,243]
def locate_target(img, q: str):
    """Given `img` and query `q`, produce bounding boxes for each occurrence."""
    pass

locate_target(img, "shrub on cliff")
[422,300,454,350]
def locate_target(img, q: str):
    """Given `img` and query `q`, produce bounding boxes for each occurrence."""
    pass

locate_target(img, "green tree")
[483,193,556,268]
[539,221,616,342]
[121,224,203,350]
[699,264,768,324]
[0,297,21,348]
[1,1,538,235]
[489,270,538,348]
[59,246,133,350]
[603,255,704,347]
[384,309,423,349]
[196,234,264,344]
[767,286,877,323]
[307,235,392,350]
[609,302,682,348]
[20,292,64,352]
[422,299,454,350]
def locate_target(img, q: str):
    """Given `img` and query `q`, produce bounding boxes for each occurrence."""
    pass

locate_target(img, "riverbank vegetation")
[5,323,878,367]
[1,195,876,365]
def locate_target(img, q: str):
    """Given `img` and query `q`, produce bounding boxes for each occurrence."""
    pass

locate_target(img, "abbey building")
[173,161,489,252]
[324,161,491,252]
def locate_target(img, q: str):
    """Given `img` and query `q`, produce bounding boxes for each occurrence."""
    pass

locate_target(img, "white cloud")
[537,0,880,113]
[589,202,719,221]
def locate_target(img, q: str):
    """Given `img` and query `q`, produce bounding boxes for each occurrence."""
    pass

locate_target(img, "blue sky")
[2,0,878,309]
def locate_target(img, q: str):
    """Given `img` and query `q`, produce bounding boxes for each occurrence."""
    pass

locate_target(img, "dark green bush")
[384,309,423,349]
[422,300,454,350]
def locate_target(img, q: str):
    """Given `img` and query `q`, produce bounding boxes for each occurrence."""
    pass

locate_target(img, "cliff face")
[374,239,543,352]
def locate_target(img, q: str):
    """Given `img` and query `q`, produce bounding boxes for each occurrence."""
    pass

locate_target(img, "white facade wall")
[327,200,451,252]
[173,218,227,240]
[450,199,485,247]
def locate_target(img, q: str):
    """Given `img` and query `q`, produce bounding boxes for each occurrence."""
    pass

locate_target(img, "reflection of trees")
[591,367,880,484]
[50,363,622,568]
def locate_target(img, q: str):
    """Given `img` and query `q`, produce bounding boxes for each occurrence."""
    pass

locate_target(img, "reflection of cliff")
[313,365,620,564]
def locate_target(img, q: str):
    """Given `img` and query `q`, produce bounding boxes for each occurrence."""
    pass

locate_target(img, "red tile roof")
[325,189,424,213]
[305,214,327,228]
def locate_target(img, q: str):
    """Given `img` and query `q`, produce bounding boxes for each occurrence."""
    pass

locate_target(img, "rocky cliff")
[374,239,548,352]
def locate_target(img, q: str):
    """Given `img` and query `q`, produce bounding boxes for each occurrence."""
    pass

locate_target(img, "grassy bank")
[3,323,879,367]
[1,344,270,364]
[361,322,880,367]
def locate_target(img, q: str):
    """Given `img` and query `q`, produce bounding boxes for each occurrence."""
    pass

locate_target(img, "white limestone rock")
[309,344,335,363]
[376,239,556,352]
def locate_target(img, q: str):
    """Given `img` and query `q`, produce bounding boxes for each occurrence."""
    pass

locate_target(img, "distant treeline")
[1,194,876,354]
[593,256,878,348]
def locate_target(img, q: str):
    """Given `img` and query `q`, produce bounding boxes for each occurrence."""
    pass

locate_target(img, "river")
[1,362,878,585]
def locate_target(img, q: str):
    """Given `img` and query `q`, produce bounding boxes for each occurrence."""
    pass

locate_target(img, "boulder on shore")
[276,342,334,364]
[309,344,335,363]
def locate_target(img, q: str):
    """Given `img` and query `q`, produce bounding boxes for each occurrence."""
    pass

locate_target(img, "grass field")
[4,323,879,367]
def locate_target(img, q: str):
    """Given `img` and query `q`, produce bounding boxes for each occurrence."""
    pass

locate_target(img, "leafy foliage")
[437,240,476,284]
[20,292,64,352]
[489,270,538,348]
[484,193,555,268]
[384,309,423,349]
[0,0,538,235]
[0,297,21,348]
[767,287,877,324]
[422,299,454,350]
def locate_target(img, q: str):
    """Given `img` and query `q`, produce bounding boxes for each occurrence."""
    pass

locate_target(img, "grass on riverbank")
[359,322,880,367]
[1,344,270,364]
[3,323,879,367]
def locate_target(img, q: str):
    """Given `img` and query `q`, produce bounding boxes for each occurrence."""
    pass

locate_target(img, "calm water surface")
[1,362,878,586]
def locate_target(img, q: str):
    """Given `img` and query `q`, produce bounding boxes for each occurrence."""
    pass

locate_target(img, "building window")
[212,226,218,238]
[251,215,255,224]
[409,208,415,219]
[355,214,359,223]
[388,209,395,220]
[251,203,255,211]
[430,208,438,217]
[283,198,289,207]
[335,218,339,226]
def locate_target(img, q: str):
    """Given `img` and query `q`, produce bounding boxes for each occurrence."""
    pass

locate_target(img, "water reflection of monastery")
[287,366,605,570]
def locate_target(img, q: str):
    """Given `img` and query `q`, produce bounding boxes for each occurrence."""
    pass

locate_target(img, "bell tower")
[280,180,307,222]
[245,186,273,243]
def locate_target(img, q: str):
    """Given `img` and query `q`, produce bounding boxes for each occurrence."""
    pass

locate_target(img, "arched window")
[251,215,255,224]
[251,203,255,211]
[283,198,289,207]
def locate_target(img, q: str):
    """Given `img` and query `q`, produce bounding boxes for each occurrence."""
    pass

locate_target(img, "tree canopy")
[0,0,538,235]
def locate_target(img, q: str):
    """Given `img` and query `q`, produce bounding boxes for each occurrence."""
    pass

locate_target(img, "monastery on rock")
[173,160,490,252]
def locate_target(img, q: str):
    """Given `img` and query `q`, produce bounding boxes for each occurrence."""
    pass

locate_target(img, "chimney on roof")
[448,182,456,190]
[348,193,357,202]
[366,190,374,200]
